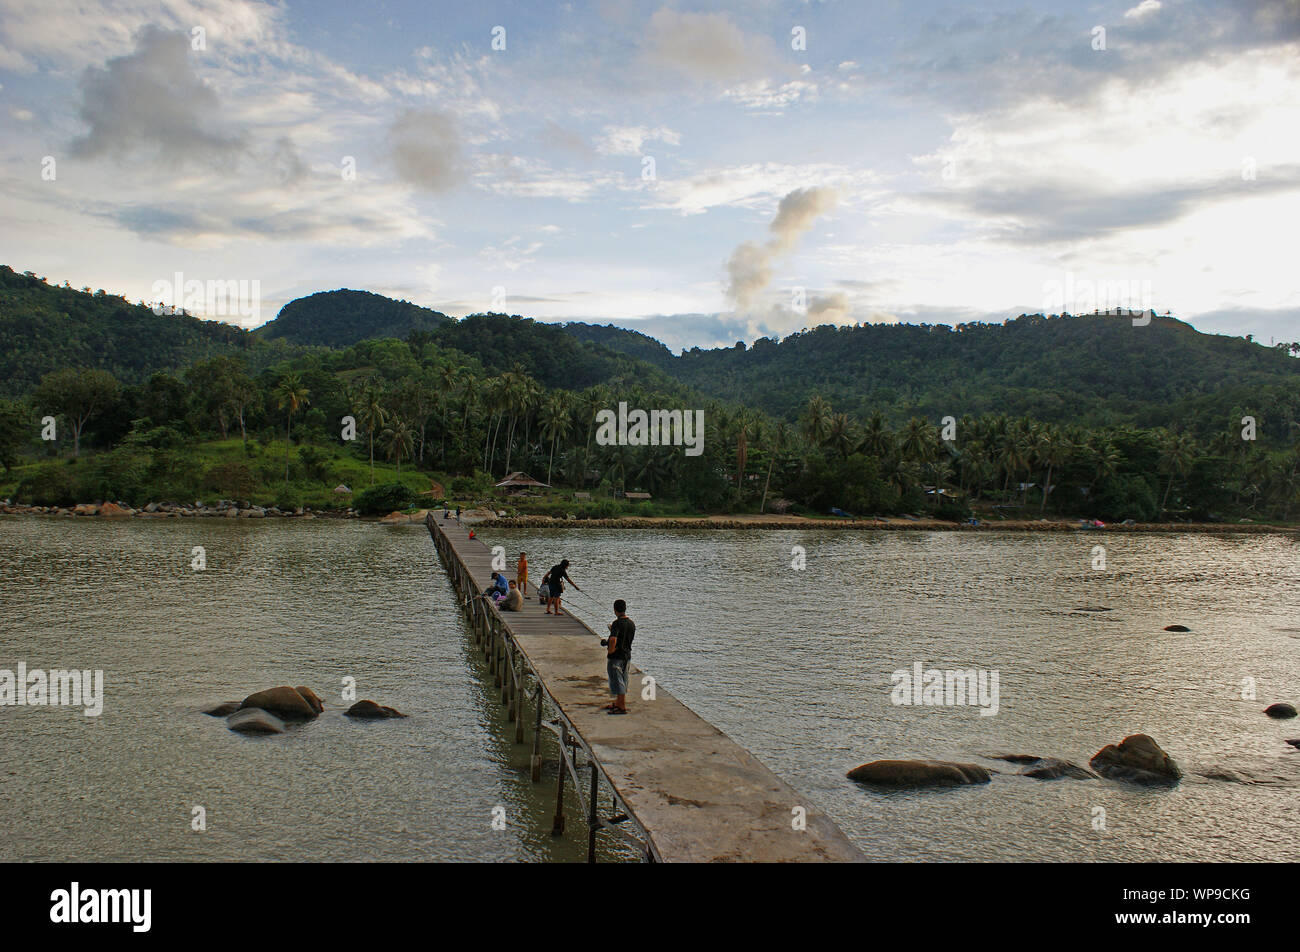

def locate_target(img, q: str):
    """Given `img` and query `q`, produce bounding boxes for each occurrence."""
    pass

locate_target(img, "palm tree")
[382,417,415,476]
[759,420,789,513]
[827,412,859,459]
[360,384,387,486]
[1157,431,1196,514]
[273,373,310,484]
[734,408,758,500]
[802,395,831,448]
[539,391,573,487]
[1035,425,1070,514]
[861,412,892,458]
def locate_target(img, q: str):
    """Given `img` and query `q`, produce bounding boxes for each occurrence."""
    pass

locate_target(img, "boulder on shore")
[1089,733,1181,784]
[345,699,408,719]
[227,708,285,735]
[1264,702,1297,719]
[202,701,242,717]
[238,686,320,720]
[847,759,992,787]
[295,686,325,714]
[1021,758,1097,780]
[99,501,131,517]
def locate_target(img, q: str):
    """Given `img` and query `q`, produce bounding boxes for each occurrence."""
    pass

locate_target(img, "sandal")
[606,707,628,715]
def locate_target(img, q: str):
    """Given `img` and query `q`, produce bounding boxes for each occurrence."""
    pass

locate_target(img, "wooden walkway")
[427,513,864,863]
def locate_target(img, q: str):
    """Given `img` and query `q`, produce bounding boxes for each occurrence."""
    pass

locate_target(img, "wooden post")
[587,762,599,863]
[513,674,525,743]
[552,722,567,834]
[531,684,544,781]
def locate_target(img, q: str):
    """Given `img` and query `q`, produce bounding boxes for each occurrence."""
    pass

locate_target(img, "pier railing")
[426,512,656,862]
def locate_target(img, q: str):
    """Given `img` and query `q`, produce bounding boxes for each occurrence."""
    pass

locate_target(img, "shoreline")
[5,502,1292,534]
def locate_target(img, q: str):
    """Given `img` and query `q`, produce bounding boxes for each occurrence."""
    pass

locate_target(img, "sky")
[1,0,1298,352]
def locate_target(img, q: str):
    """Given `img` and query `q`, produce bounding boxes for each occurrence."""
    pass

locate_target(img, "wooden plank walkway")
[427,513,865,863]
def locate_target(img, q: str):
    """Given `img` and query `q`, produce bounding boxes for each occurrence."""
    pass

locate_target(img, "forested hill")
[0,265,255,395]
[562,314,1300,431]
[255,289,452,348]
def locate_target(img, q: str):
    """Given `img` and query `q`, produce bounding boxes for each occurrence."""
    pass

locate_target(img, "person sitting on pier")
[602,599,635,715]
[486,571,509,601]
[542,559,579,616]
[500,580,523,612]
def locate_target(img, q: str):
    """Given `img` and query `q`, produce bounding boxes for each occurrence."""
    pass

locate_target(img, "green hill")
[0,265,253,395]
[562,313,1300,434]
[255,289,452,348]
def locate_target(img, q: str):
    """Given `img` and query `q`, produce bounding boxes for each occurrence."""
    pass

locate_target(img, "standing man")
[542,559,579,616]
[603,599,635,715]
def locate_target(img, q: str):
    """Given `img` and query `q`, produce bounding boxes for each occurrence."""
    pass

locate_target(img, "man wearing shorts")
[604,599,635,715]
[516,551,528,595]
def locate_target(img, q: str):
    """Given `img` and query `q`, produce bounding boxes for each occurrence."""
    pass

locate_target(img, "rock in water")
[227,708,285,735]
[1264,703,1297,719]
[1163,624,1190,632]
[239,686,319,720]
[1021,758,1097,780]
[1089,733,1181,784]
[295,686,325,715]
[202,701,242,717]
[988,753,1042,764]
[1284,739,1300,749]
[847,760,992,787]
[345,699,408,719]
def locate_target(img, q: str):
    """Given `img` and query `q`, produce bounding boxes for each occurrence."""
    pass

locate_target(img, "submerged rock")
[202,701,242,717]
[1090,733,1182,785]
[1021,758,1097,780]
[345,699,408,719]
[1163,624,1191,632]
[847,760,992,787]
[1264,703,1297,719]
[227,708,285,735]
[239,686,319,720]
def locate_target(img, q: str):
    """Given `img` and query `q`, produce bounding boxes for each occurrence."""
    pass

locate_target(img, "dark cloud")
[70,26,245,164]
[387,108,464,191]
[918,164,1300,244]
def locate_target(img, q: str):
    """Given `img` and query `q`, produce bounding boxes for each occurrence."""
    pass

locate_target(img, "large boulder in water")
[1089,733,1181,784]
[239,686,319,720]
[295,686,325,715]
[847,760,991,787]
[1264,703,1297,719]
[345,699,408,719]
[227,708,285,735]
[1021,758,1097,780]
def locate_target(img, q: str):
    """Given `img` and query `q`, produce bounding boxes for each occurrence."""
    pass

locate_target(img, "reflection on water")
[0,518,624,862]
[3,518,1298,861]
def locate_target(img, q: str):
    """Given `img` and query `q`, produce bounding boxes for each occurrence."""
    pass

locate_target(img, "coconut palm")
[382,417,415,476]
[539,391,573,487]
[359,384,387,486]
[272,372,310,484]
[802,395,831,448]
[1157,431,1196,514]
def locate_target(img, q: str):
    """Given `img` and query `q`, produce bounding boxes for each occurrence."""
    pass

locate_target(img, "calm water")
[3,518,1298,861]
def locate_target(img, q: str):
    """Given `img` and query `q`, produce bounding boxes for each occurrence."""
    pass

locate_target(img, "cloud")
[69,25,246,164]
[641,8,784,84]
[725,185,839,311]
[595,124,680,156]
[1123,1,1163,20]
[386,108,464,192]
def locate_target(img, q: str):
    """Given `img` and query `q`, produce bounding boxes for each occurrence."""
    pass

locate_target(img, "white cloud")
[594,124,681,156]
[1124,0,1163,20]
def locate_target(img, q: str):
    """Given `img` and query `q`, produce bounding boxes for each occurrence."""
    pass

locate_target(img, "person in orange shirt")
[516,551,528,595]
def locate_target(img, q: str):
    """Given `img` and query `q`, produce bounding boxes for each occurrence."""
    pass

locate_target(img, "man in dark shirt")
[543,559,579,616]
[603,599,635,714]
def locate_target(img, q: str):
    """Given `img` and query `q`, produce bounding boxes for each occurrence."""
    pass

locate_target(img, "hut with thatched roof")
[494,472,549,493]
